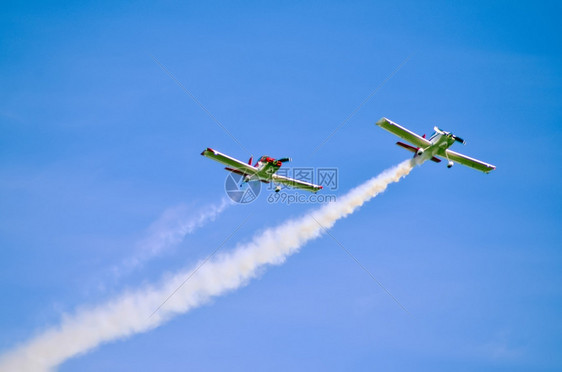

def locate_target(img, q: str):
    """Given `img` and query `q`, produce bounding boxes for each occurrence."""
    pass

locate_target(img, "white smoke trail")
[0,159,415,372]
[117,198,231,275]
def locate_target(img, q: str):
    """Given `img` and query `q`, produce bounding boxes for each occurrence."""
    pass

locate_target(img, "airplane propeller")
[434,126,465,145]
[278,157,292,163]
[453,136,466,145]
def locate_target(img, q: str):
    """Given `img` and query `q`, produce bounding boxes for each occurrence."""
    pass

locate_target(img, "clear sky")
[1,0,561,371]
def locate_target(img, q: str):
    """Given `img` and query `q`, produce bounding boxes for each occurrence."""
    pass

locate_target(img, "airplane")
[201,148,323,193]
[376,117,496,173]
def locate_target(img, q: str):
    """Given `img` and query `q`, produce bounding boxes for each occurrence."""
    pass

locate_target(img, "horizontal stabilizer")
[225,167,246,176]
[396,142,441,163]
[396,141,417,153]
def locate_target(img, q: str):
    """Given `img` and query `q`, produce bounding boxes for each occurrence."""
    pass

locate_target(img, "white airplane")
[376,117,496,173]
[201,148,323,193]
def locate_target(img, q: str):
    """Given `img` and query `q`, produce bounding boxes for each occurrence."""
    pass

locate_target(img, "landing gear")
[445,152,453,169]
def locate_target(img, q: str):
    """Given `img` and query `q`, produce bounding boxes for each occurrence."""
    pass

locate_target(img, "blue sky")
[1,0,561,370]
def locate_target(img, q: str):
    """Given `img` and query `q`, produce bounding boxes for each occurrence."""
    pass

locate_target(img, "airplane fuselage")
[244,156,282,182]
[415,132,455,161]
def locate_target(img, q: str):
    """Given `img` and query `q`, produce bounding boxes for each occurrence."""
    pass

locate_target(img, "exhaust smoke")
[0,159,416,372]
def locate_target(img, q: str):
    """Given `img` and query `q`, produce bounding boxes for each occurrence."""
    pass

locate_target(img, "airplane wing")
[376,117,432,148]
[438,149,496,173]
[271,174,323,193]
[201,148,258,175]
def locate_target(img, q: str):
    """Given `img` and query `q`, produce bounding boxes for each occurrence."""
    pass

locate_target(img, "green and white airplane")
[376,117,496,173]
[201,148,323,193]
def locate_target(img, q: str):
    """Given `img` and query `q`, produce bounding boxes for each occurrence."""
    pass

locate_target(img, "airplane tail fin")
[248,156,253,166]
[395,142,441,163]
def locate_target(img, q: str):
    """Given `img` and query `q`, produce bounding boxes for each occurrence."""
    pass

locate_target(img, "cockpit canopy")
[429,131,440,141]
[259,156,282,167]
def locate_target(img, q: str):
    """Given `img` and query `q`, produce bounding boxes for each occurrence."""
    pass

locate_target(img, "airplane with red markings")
[201,148,323,193]
[376,117,496,173]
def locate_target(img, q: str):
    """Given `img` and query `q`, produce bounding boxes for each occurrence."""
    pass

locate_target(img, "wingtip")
[375,117,389,127]
[201,147,217,156]
[310,185,323,193]
[485,165,497,173]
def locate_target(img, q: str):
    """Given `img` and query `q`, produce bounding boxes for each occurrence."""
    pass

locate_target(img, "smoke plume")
[0,159,415,372]
[117,198,231,275]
